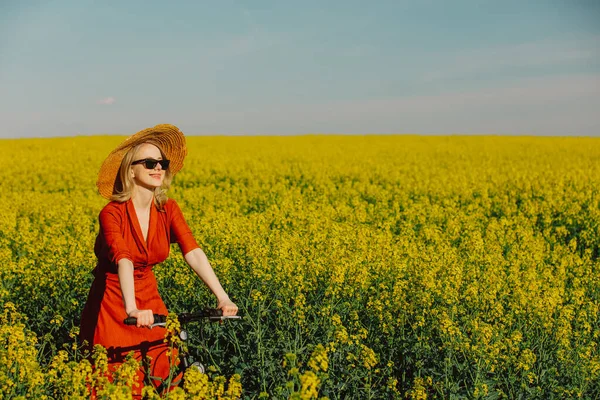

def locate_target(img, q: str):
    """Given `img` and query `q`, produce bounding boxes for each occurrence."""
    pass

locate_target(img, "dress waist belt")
[99,266,155,282]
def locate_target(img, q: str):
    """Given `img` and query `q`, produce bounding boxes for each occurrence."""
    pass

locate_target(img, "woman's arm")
[169,199,237,315]
[99,206,154,328]
[117,258,154,327]
[184,248,238,316]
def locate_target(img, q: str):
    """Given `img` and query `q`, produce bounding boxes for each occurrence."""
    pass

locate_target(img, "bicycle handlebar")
[124,308,242,326]
[124,314,166,326]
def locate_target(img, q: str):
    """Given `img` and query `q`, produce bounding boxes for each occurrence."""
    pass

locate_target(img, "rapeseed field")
[0,135,599,399]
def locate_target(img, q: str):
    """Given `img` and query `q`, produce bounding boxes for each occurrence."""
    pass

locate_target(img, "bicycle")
[124,308,242,392]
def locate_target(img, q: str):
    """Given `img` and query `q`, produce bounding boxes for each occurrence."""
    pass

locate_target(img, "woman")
[79,124,237,396]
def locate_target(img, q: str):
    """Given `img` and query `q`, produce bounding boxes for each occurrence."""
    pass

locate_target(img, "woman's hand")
[128,309,154,328]
[217,298,238,316]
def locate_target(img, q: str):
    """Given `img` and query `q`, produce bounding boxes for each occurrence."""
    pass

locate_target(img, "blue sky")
[1,0,599,137]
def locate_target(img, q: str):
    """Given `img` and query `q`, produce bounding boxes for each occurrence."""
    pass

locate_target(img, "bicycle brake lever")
[209,315,242,322]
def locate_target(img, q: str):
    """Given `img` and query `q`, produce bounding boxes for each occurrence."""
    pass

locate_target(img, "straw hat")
[96,124,187,199]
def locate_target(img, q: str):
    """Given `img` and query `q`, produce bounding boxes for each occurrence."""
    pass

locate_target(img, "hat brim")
[96,124,187,199]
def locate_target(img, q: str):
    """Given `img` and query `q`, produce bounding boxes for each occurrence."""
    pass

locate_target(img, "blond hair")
[110,140,173,210]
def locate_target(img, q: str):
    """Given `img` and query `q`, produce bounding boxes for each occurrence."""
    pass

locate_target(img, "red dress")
[79,198,200,396]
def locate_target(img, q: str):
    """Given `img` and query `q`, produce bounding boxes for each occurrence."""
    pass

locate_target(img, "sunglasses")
[131,158,170,170]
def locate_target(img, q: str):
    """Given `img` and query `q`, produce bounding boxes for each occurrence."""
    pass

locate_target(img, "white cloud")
[97,97,116,105]
[3,74,598,137]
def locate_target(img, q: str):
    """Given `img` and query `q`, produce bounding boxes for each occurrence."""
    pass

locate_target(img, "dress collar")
[125,197,156,253]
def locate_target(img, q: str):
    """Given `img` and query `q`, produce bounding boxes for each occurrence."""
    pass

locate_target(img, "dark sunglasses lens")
[143,160,158,169]
[160,160,170,170]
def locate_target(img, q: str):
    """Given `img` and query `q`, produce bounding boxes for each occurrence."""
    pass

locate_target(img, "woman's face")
[130,143,167,191]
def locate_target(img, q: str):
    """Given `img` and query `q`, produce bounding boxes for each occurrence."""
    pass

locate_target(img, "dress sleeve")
[98,206,132,265]
[169,200,200,256]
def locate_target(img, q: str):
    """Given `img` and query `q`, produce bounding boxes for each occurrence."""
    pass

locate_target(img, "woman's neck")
[131,188,154,210]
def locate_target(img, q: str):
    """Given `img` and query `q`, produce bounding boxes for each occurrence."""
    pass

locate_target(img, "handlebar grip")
[123,314,166,325]
[208,308,223,317]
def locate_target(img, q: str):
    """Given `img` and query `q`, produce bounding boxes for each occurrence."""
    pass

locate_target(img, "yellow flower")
[299,371,320,400]
[307,344,329,373]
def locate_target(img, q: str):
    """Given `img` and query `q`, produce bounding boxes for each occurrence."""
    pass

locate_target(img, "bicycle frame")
[123,309,242,391]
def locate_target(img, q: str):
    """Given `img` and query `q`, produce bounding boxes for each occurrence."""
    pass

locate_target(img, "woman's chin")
[135,182,163,192]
